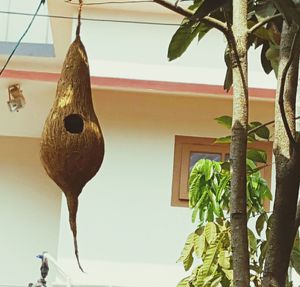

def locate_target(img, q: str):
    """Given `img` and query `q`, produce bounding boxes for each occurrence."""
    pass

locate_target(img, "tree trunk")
[230,1,249,286]
[263,22,300,287]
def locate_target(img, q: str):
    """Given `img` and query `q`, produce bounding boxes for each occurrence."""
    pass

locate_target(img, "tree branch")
[153,0,192,17]
[248,14,282,35]
[278,29,300,147]
[152,0,228,35]
[248,119,275,136]
[247,116,300,137]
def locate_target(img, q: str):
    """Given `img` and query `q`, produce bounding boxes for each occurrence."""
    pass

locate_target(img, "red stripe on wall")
[2,69,276,100]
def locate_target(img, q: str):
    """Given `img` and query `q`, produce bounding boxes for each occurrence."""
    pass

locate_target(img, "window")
[0,0,54,57]
[171,135,273,208]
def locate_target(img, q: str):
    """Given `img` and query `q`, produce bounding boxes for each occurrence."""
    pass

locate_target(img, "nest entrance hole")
[64,114,84,134]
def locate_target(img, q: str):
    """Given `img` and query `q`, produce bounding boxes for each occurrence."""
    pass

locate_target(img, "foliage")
[188,158,271,225]
[176,116,300,287]
[167,0,283,89]
[177,220,232,287]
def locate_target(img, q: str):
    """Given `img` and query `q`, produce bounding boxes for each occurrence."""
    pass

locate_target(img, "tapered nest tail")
[73,229,85,273]
[66,195,85,272]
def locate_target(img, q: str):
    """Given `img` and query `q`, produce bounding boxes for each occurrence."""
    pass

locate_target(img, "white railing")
[42,252,72,287]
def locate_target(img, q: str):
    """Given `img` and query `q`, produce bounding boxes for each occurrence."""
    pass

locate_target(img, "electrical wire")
[65,0,154,5]
[0,10,181,26]
[0,0,182,76]
[65,0,191,5]
[0,0,46,76]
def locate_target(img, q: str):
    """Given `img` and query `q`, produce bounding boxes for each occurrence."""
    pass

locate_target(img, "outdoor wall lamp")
[7,84,25,112]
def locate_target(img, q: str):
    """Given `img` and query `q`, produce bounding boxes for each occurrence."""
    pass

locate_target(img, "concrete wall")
[0,136,61,286]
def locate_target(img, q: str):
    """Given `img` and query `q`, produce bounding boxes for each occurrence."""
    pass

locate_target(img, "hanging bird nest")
[41,37,104,194]
[40,2,104,271]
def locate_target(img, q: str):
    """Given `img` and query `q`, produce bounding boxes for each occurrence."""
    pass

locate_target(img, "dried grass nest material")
[40,36,104,271]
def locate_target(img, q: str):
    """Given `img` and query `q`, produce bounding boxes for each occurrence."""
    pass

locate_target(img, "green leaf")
[261,42,273,74]
[177,232,194,271]
[189,163,202,186]
[256,212,268,236]
[197,261,217,286]
[202,274,215,286]
[197,22,211,42]
[223,46,232,92]
[189,161,205,207]
[207,204,214,222]
[247,165,266,175]
[214,161,222,173]
[259,240,268,266]
[250,176,259,190]
[207,189,223,217]
[215,116,232,129]
[203,160,214,181]
[294,231,300,252]
[247,174,268,213]
[259,178,272,200]
[272,0,300,26]
[247,148,267,164]
[199,232,225,284]
[204,222,217,244]
[221,161,230,172]
[188,0,204,11]
[223,269,233,281]
[215,136,232,144]
[218,250,231,269]
[217,174,231,201]
[248,228,257,252]
[246,158,257,171]
[191,200,200,223]
[168,21,196,61]
[176,277,190,287]
[223,67,233,92]
[199,206,207,225]
[211,275,223,287]
[191,187,208,221]
[168,21,210,61]
[291,249,300,275]
[248,20,273,42]
[195,226,205,236]
[254,1,276,21]
[183,251,194,271]
[249,121,270,139]
[211,175,219,192]
[192,0,229,20]
[266,43,280,77]
[195,232,206,258]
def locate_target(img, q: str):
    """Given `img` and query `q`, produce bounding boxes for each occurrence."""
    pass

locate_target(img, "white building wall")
[0,136,61,287]
[0,0,52,44]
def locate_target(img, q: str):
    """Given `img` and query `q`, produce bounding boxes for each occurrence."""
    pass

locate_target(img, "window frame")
[171,135,273,208]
